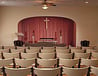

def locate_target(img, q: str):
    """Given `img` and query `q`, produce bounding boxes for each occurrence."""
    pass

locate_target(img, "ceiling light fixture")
[85,1,88,3]
[84,0,88,3]
[42,4,48,10]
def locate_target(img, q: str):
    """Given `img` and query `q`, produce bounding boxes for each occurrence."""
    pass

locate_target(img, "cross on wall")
[44,18,50,30]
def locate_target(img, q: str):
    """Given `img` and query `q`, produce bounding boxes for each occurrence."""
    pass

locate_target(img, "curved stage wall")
[18,16,76,46]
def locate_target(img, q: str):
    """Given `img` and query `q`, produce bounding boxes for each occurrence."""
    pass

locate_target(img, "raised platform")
[25,42,66,47]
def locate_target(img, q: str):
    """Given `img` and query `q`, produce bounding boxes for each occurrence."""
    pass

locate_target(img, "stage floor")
[25,42,66,47]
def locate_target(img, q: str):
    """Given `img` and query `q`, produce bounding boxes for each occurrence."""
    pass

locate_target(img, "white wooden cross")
[44,18,50,30]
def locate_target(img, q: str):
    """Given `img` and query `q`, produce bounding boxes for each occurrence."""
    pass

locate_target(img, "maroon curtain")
[18,16,76,46]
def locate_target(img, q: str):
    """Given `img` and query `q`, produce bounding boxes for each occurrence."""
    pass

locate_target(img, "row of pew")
[0,46,97,76]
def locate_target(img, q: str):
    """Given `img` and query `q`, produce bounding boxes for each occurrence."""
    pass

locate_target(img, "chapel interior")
[0,0,98,76]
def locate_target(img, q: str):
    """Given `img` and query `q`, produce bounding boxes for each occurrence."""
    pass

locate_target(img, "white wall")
[0,6,98,47]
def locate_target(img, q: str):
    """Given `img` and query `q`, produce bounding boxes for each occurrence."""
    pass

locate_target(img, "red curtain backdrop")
[18,16,76,46]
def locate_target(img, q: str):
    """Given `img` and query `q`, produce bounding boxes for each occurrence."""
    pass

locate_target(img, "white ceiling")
[0,0,98,6]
